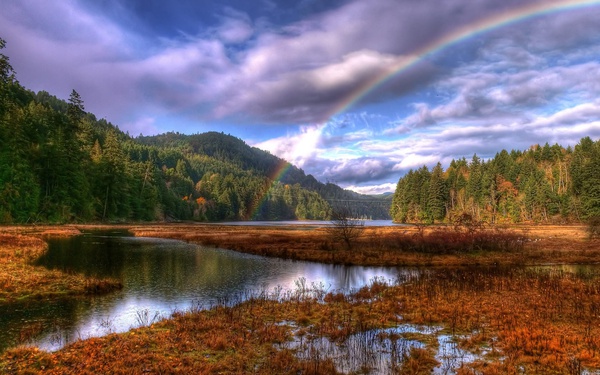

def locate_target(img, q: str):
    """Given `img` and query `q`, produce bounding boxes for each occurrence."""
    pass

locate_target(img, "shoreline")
[1,223,600,373]
[0,227,122,305]
[125,223,598,267]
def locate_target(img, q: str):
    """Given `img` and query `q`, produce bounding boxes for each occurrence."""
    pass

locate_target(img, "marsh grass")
[3,269,600,374]
[2,224,599,374]
[134,309,163,328]
[378,225,527,255]
[0,232,122,304]
[128,223,596,267]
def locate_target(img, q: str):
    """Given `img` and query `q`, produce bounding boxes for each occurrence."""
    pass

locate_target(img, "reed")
[4,269,600,374]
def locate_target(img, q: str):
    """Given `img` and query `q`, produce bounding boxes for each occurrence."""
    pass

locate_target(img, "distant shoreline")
[124,223,597,267]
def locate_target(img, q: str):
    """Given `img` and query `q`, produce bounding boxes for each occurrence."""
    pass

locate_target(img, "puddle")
[434,334,486,375]
[283,323,489,374]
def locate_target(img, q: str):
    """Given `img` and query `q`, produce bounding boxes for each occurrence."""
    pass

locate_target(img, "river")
[0,229,404,352]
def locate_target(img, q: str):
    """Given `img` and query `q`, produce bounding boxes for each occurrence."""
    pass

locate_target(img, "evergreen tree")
[427,162,447,223]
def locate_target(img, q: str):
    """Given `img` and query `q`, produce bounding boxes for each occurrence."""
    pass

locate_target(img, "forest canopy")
[391,138,600,224]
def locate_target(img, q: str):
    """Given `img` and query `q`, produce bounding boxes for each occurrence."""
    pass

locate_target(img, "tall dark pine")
[427,162,447,223]
[573,138,600,219]
[0,38,12,87]
[99,129,130,220]
[46,89,93,221]
[67,90,84,125]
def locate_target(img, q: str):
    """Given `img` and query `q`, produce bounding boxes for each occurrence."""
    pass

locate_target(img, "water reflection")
[216,220,401,227]
[0,231,402,352]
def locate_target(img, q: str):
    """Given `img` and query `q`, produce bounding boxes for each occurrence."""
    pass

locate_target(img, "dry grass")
[3,268,600,374]
[0,228,122,304]
[126,223,598,267]
[398,267,600,374]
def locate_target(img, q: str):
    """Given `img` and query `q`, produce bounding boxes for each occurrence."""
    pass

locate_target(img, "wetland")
[1,223,599,374]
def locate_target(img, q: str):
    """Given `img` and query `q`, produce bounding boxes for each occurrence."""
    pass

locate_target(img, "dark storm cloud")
[321,157,400,185]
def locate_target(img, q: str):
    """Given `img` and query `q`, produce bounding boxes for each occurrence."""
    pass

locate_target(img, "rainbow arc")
[323,0,600,123]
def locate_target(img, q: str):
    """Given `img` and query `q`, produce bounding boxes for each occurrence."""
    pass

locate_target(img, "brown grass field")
[127,223,599,267]
[1,223,599,374]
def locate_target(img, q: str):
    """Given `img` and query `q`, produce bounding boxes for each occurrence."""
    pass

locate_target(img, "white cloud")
[343,183,396,195]
[253,124,326,168]
[216,11,254,44]
[530,101,600,128]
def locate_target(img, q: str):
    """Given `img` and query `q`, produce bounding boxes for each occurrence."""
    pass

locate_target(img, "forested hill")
[137,132,392,219]
[0,39,389,223]
[391,138,600,224]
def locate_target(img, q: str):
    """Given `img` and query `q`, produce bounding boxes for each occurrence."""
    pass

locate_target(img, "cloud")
[215,8,254,44]
[517,5,600,52]
[388,58,600,133]
[253,124,326,168]
[213,50,433,124]
[207,0,540,124]
[254,122,402,185]
[343,183,396,195]
[321,157,398,184]
[6,0,598,130]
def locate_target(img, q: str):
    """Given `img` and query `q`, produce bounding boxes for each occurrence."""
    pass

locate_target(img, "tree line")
[391,138,600,224]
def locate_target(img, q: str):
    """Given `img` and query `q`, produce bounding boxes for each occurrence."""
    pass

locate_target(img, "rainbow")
[323,0,600,122]
[248,159,293,219]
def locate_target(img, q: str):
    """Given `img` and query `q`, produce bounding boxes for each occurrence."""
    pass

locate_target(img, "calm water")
[0,230,403,352]
[216,220,400,227]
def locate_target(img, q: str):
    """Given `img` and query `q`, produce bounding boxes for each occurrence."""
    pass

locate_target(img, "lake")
[215,219,400,227]
[0,230,404,352]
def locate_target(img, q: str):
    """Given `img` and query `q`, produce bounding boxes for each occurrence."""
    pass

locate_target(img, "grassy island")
[0,227,122,304]
[129,223,598,267]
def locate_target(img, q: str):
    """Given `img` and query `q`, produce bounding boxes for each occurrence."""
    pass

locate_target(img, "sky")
[1,0,600,195]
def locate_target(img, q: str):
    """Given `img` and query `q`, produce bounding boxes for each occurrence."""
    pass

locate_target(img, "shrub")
[326,207,364,250]
[587,216,600,240]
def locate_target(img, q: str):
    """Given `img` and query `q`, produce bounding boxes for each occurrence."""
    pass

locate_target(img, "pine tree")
[427,162,447,223]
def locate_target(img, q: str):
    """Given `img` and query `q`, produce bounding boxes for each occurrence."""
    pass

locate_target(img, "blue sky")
[1,0,600,194]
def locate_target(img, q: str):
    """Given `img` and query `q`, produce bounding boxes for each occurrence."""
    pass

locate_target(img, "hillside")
[137,132,392,219]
